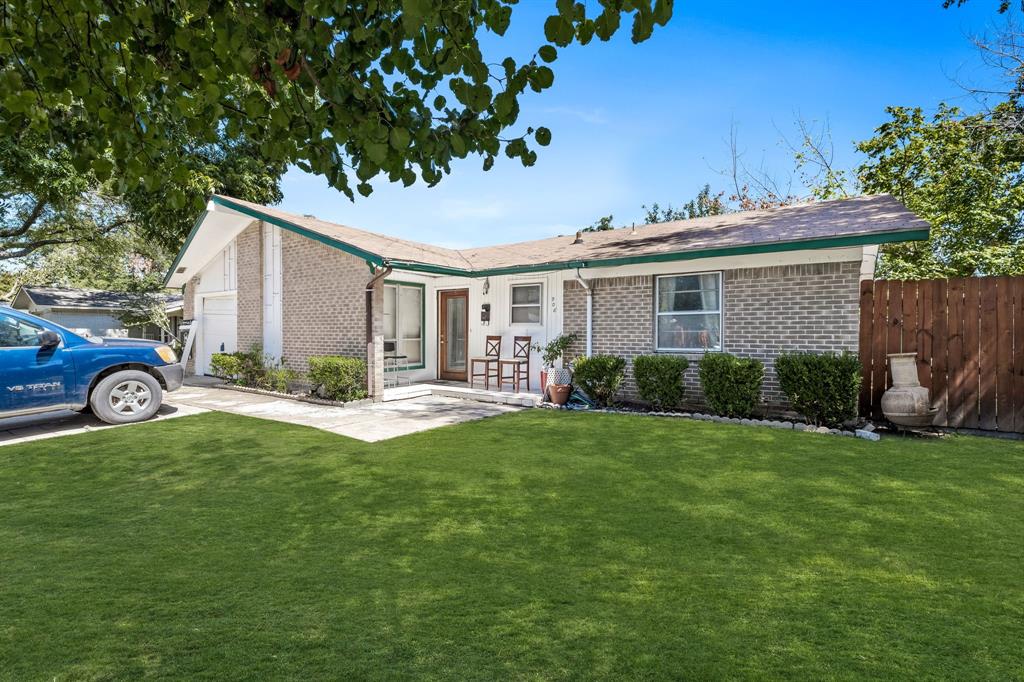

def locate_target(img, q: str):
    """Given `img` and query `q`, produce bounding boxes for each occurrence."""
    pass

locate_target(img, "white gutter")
[574,269,592,357]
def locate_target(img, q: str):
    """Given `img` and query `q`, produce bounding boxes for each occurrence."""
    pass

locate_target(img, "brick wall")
[279,229,369,373]
[236,223,263,351]
[563,261,862,410]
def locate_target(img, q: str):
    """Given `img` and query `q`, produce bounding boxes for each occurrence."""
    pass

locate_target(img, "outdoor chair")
[470,335,502,389]
[383,340,410,388]
[498,336,531,393]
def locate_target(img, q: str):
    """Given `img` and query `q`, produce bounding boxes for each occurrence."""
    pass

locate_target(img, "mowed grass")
[1,411,1022,680]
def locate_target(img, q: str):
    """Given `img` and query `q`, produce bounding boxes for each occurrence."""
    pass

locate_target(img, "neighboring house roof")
[14,286,184,312]
[167,193,929,284]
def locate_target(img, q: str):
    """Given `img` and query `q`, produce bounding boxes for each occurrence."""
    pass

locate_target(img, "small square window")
[510,284,542,325]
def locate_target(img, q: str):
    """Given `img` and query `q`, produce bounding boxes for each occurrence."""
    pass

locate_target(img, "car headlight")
[155,345,177,363]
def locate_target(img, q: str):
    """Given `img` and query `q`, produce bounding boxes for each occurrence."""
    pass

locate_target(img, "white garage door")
[199,295,237,375]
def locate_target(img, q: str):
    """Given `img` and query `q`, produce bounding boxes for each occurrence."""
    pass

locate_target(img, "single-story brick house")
[165,194,929,407]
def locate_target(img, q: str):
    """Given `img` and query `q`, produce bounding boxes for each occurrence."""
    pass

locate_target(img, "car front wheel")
[89,370,163,425]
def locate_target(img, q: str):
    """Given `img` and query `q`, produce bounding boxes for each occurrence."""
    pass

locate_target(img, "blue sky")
[279,0,1004,248]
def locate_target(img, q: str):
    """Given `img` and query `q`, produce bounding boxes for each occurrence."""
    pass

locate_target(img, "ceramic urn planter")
[545,367,572,405]
[881,352,938,427]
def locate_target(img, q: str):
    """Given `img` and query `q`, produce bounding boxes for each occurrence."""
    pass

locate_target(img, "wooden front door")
[438,289,469,381]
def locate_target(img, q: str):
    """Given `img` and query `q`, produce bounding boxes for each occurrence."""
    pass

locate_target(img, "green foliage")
[0,1,671,204]
[209,353,243,380]
[1,127,283,290]
[697,353,764,418]
[633,354,689,409]
[212,345,295,392]
[572,354,626,407]
[857,105,1024,278]
[308,356,368,402]
[582,215,615,232]
[642,184,729,223]
[0,134,129,262]
[775,352,862,427]
[531,333,577,367]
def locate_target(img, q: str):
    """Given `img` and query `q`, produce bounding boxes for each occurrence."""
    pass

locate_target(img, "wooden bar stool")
[498,336,531,392]
[470,335,502,389]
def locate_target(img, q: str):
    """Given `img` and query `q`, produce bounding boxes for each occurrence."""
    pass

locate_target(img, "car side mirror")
[38,330,61,350]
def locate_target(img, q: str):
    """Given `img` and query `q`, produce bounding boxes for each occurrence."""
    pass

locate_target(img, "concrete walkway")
[0,400,208,447]
[166,385,521,442]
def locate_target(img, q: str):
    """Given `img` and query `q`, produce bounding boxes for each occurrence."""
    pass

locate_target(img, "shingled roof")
[198,193,929,278]
[16,286,183,310]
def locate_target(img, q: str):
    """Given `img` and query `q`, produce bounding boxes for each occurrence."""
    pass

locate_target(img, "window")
[655,272,722,352]
[383,281,424,367]
[0,313,43,348]
[510,283,542,325]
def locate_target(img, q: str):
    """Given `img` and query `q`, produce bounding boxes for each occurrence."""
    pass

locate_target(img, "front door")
[438,289,468,381]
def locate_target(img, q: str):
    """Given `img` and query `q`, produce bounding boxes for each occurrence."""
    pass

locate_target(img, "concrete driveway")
[0,385,522,447]
[165,385,521,442]
[0,400,208,447]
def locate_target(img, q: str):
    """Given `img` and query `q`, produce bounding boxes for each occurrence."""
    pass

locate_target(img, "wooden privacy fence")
[859,276,1024,433]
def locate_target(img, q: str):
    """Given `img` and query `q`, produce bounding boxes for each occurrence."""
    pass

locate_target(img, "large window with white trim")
[655,272,722,352]
[383,281,424,367]
[510,283,542,325]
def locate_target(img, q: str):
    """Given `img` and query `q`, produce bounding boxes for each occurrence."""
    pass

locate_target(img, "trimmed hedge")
[308,356,368,402]
[209,352,242,380]
[697,353,764,418]
[775,351,861,427]
[633,355,689,409]
[573,354,626,407]
[210,346,293,392]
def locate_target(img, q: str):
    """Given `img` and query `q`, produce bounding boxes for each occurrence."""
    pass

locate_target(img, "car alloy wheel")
[108,380,153,416]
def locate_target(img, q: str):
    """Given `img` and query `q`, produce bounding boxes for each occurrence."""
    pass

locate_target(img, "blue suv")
[1,306,184,425]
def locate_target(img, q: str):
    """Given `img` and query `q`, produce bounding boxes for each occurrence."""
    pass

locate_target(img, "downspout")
[365,262,392,344]
[575,268,592,357]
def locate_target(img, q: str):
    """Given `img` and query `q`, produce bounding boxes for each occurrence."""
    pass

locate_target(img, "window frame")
[509,282,543,326]
[383,280,426,370]
[654,271,724,353]
[0,312,45,349]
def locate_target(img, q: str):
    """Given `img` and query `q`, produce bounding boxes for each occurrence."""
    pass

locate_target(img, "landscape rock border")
[218,384,373,409]
[541,402,879,440]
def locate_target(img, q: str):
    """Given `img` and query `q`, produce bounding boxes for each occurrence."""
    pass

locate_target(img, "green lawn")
[1,411,1022,680]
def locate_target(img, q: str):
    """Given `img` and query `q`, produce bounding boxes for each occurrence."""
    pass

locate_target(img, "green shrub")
[775,351,861,427]
[209,353,241,380]
[210,345,297,392]
[633,355,689,409]
[308,356,368,402]
[697,353,764,418]
[572,354,626,407]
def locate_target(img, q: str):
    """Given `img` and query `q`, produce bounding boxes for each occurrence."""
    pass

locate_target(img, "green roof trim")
[211,196,386,267]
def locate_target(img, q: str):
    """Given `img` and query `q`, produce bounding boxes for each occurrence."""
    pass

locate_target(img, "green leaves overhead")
[858,104,1024,278]
[0,0,672,209]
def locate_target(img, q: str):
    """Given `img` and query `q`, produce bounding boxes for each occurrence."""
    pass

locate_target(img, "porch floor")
[383,381,544,408]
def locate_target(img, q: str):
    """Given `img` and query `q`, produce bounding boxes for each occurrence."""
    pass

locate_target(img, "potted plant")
[533,333,577,404]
